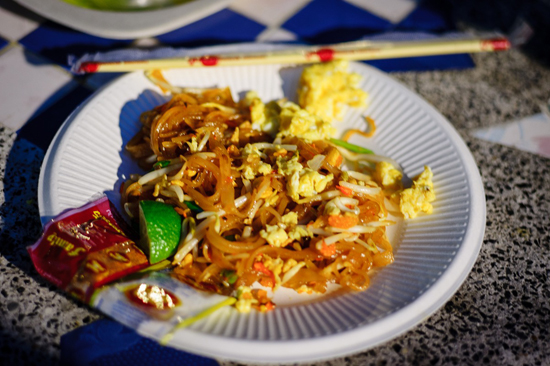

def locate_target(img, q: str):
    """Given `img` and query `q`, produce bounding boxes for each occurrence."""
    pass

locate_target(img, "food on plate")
[120,62,436,313]
[297,60,368,122]
[138,200,182,264]
[396,166,436,219]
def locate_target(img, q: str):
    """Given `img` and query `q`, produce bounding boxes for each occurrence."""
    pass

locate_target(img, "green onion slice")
[329,138,374,155]
[184,201,203,213]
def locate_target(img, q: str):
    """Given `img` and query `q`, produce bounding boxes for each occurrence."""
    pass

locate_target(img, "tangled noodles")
[122,67,434,313]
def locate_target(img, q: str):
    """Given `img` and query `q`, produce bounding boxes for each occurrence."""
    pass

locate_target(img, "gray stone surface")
[1,50,549,366]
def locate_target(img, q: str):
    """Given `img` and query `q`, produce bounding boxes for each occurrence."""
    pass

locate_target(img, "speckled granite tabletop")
[2,48,549,366]
[1,0,550,365]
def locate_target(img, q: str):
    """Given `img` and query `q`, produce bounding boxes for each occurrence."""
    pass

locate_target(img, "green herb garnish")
[329,138,374,155]
[153,160,171,169]
[221,269,238,285]
[184,201,203,213]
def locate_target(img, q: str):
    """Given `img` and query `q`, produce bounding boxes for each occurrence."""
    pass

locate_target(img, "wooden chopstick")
[77,37,511,73]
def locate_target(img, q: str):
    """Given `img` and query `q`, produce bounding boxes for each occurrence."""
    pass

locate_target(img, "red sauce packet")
[28,196,149,302]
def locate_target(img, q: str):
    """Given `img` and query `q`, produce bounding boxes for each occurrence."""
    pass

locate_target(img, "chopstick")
[77,37,511,73]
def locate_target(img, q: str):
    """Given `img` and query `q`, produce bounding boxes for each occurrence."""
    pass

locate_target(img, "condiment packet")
[28,195,149,302]
[91,271,230,343]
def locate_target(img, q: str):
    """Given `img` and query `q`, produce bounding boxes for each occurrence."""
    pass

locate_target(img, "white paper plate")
[38,63,486,363]
[15,0,232,39]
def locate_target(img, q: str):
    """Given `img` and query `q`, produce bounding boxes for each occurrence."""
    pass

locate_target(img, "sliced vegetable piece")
[329,138,374,155]
[160,297,237,345]
[184,200,203,213]
[221,269,238,284]
[138,200,182,264]
[153,160,171,169]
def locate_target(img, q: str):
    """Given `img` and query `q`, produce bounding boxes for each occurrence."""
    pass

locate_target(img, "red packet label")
[28,196,149,302]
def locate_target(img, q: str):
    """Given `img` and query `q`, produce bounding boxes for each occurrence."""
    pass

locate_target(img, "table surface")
[1,1,549,365]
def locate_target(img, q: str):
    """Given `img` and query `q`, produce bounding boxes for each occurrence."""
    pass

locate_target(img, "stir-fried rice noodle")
[123,87,396,301]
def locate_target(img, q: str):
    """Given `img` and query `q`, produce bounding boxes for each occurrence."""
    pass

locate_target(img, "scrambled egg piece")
[239,143,273,180]
[235,286,258,313]
[262,255,284,288]
[242,143,262,157]
[245,91,281,136]
[281,212,298,226]
[397,166,436,219]
[260,211,311,245]
[295,285,318,295]
[246,91,336,141]
[373,161,403,191]
[324,198,341,216]
[260,256,307,290]
[276,154,303,176]
[282,258,298,273]
[277,101,336,141]
[264,191,279,207]
[288,225,313,241]
[260,224,289,247]
[297,60,368,122]
[258,164,273,175]
[287,168,334,202]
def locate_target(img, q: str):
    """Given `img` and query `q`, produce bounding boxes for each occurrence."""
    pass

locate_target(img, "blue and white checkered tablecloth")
[0,1,474,365]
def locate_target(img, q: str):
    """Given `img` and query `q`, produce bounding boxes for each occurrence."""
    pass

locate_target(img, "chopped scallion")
[153,160,171,169]
[185,201,203,213]
[329,138,374,155]
[221,269,238,284]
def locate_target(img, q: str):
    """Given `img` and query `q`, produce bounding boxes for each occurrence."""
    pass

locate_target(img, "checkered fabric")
[0,0,473,364]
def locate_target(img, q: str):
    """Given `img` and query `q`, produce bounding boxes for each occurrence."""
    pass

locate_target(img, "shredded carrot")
[254,262,276,288]
[254,262,273,277]
[328,214,359,229]
[336,185,353,197]
[342,116,377,141]
[319,241,336,257]
[259,277,274,288]
[261,301,275,312]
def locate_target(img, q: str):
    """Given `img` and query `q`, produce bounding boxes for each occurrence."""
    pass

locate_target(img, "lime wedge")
[138,201,181,264]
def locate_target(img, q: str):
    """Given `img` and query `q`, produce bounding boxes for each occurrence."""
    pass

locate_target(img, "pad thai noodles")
[122,64,435,313]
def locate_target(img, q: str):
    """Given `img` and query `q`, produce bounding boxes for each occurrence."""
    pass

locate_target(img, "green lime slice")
[138,201,182,264]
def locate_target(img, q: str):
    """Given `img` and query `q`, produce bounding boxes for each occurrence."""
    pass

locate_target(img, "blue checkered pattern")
[0,0,474,364]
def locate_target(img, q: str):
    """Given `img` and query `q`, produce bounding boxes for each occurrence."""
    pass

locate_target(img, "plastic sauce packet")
[91,271,230,341]
[28,195,149,302]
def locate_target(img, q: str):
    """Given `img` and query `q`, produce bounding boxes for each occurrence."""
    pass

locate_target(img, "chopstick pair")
[76,37,511,74]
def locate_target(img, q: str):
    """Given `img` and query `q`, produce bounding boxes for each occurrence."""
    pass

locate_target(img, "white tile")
[0,45,76,130]
[345,0,418,24]
[0,1,43,41]
[230,0,311,27]
[256,27,297,43]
